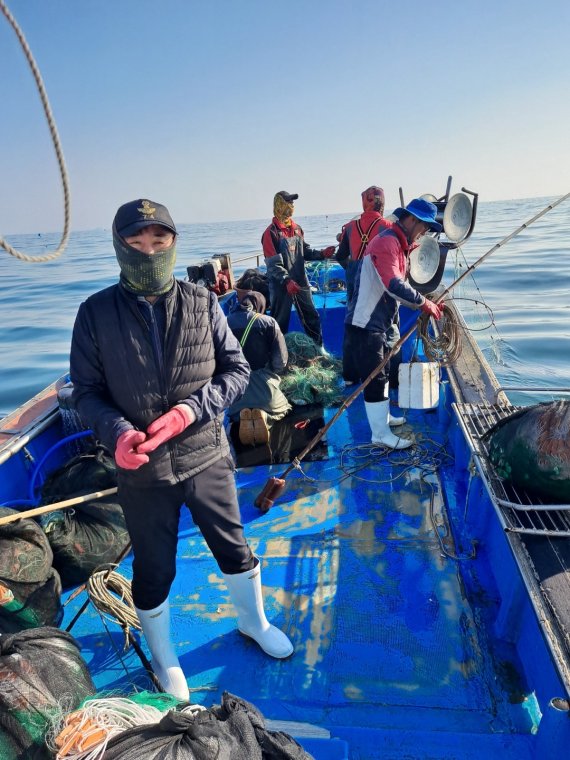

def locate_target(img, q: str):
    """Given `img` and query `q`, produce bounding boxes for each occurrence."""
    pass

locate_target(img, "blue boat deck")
[61,389,539,758]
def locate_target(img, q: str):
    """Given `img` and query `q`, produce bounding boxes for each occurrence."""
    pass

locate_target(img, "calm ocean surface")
[1,196,569,415]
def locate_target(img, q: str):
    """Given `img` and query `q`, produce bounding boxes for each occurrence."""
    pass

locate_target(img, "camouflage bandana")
[274,194,294,226]
[112,223,176,296]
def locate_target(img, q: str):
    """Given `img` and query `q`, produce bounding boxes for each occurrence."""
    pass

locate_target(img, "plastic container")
[398,362,439,409]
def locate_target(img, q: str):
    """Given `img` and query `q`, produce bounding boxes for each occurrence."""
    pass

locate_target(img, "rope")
[86,564,141,647]
[0,0,71,262]
[418,303,462,365]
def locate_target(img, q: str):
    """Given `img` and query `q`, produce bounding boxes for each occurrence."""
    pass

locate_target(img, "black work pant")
[118,456,255,610]
[270,284,323,346]
[342,324,389,402]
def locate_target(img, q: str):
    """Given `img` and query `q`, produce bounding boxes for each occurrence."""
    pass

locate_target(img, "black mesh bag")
[103,691,314,759]
[39,446,129,588]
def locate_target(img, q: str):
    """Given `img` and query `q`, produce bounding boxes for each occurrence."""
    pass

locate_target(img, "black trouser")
[270,284,323,346]
[342,324,388,402]
[118,456,255,610]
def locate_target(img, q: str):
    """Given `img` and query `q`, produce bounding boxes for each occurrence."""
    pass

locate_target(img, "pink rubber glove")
[115,430,149,470]
[322,246,336,259]
[285,280,301,297]
[137,405,195,455]
[421,299,444,320]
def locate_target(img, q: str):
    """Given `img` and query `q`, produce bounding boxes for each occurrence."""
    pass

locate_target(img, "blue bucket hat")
[392,198,442,233]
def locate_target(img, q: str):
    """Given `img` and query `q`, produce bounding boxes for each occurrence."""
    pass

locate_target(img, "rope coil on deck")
[86,564,141,646]
[0,0,71,262]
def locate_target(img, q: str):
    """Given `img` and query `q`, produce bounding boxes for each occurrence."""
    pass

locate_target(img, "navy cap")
[114,199,177,237]
[276,191,299,202]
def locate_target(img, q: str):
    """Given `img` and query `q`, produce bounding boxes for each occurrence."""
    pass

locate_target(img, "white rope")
[0,0,71,262]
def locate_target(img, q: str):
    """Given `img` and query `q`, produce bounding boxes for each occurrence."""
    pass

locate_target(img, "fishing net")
[49,692,182,759]
[485,400,570,503]
[101,691,313,760]
[0,507,62,634]
[38,446,129,589]
[281,332,344,407]
[0,627,95,760]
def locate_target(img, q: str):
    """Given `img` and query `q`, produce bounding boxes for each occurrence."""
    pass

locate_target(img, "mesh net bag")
[38,446,129,588]
[102,691,313,760]
[0,627,95,759]
[281,332,344,407]
[0,508,62,634]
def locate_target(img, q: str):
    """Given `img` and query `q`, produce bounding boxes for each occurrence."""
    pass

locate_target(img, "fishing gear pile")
[281,332,344,407]
[50,692,181,759]
[97,691,313,759]
[39,446,129,588]
[0,507,62,633]
[0,627,95,760]
[485,399,570,503]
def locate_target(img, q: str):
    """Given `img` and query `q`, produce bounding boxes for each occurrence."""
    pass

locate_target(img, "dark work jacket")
[227,302,288,373]
[262,218,325,288]
[70,280,250,486]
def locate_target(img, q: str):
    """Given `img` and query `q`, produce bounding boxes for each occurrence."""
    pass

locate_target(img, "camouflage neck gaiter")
[274,194,294,226]
[112,224,176,296]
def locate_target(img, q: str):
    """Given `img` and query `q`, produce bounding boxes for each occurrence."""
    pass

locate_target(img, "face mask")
[274,195,295,225]
[113,224,176,296]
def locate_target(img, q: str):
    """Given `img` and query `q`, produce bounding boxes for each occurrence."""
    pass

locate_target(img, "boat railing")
[494,387,570,403]
[231,252,265,270]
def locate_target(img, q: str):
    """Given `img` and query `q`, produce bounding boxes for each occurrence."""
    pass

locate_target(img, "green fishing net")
[281,332,344,407]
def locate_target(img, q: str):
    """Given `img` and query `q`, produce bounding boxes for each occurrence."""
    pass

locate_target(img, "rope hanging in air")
[0,0,71,262]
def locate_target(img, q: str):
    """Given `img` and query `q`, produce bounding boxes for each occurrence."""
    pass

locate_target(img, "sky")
[0,0,569,235]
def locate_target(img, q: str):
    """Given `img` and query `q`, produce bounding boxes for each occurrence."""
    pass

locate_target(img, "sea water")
[0,195,569,415]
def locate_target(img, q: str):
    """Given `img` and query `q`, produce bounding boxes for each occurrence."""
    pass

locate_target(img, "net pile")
[0,507,62,633]
[39,447,129,589]
[0,627,95,760]
[281,332,344,407]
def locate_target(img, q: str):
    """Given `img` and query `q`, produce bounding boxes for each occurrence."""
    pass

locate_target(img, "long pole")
[0,488,118,526]
[255,192,570,510]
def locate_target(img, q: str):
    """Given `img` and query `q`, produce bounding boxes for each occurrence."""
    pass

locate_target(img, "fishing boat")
[1,182,569,759]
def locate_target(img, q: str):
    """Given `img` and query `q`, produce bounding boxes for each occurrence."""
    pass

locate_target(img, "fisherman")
[336,185,391,304]
[344,198,445,449]
[227,290,291,446]
[69,199,293,702]
[262,190,336,346]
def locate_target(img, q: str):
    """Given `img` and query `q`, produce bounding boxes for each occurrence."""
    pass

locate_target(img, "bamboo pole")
[0,488,118,526]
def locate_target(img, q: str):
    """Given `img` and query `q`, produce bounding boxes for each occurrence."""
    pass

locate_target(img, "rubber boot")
[135,599,189,701]
[222,561,294,659]
[389,411,406,426]
[364,399,412,449]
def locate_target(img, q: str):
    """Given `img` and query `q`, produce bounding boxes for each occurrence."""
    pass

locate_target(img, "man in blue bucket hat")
[343,198,444,449]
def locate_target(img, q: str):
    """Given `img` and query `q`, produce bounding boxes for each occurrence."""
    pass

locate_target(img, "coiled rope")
[0,0,71,262]
[417,301,462,365]
[86,564,141,646]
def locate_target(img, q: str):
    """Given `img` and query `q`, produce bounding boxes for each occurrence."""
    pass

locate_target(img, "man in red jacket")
[262,191,336,347]
[336,185,391,304]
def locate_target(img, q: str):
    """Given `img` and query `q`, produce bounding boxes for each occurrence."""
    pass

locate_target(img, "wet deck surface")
[61,392,536,755]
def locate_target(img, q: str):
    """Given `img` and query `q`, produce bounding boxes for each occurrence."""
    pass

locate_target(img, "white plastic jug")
[398,362,439,409]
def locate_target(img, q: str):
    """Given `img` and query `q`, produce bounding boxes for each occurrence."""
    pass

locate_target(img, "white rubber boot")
[389,411,406,426]
[365,400,412,449]
[135,599,189,701]
[222,561,294,659]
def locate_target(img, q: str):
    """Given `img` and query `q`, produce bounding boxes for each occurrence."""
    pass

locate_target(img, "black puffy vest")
[80,281,228,486]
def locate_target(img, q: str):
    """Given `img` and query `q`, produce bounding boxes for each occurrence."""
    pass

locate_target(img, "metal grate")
[453,402,570,537]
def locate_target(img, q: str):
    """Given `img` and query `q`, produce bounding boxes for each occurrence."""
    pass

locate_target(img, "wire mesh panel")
[453,402,570,536]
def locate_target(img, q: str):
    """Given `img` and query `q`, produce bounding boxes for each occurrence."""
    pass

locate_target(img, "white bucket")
[398,362,440,409]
